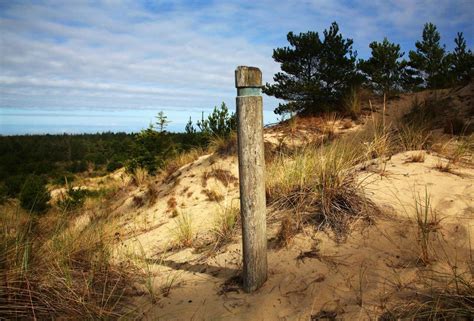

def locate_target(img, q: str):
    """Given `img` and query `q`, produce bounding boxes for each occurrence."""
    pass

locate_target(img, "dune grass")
[413,189,440,265]
[266,139,378,239]
[0,199,136,319]
[131,167,149,186]
[211,202,240,247]
[172,211,194,248]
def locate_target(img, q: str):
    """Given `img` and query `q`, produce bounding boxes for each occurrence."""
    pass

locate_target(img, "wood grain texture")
[236,66,267,292]
[235,66,262,88]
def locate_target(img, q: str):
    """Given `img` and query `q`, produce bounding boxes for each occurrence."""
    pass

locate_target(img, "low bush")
[106,158,123,172]
[57,187,89,211]
[19,175,50,213]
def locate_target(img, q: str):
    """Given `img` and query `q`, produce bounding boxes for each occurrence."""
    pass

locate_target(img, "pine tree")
[197,102,236,137]
[447,32,474,84]
[359,38,406,95]
[408,23,448,89]
[264,22,358,115]
[155,111,171,133]
[185,117,196,134]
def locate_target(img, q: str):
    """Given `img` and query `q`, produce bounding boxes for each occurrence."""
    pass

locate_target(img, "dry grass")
[202,188,224,202]
[276,214,300,247]
[406,151,426,163]
[266,140,378,239]
[396,122,432,151]
[413,189,440,265]
[201,167,237,188]
[163,147,206,181]
[0,199,136,319]
[146,181,159,205]
[343,86,362,119]
[382,255,473,320]
[131,167,148,186]
[211,203,240,246]
[209,132,238,156]
[434,158,453,173]
[321,113,339,141]
[362,120,392,162]
[172,212,194,248]
[451,134,474,165]
[167,196,177,212]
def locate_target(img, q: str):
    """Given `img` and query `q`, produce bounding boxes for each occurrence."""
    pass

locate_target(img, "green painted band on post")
[237,87,262,97]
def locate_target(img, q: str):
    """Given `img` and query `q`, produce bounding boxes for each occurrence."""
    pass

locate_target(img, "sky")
[0,0,473,134]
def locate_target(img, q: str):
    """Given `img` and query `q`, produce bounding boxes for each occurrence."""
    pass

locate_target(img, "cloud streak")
[0,0,472,115]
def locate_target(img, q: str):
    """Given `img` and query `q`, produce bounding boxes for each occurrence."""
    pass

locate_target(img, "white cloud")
[0,0,472,115]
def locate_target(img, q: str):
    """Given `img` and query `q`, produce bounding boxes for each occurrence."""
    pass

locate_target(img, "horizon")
[1,0,473,135]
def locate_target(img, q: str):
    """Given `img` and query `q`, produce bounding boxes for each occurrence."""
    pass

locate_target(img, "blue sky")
[0,0,473,134]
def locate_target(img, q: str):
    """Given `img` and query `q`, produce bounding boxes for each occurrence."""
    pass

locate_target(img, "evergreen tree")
[447,32,474,84]
[19,175,50,213]
[359,38,407,95]
[197,102,236,137]
[264,22,358,115]
[155,111,171,133]
[185,117,196,134]
[409,23,448,89]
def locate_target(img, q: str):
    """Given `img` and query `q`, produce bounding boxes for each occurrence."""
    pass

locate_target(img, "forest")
[0,104,235,207]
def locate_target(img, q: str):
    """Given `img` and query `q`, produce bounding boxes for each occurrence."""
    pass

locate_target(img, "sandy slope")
[68,84,472,320]
[116,149,472,320]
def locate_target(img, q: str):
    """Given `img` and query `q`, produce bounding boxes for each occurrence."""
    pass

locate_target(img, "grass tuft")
[172,212,194,248]
[131,167,148,186]
[0,201,136,319]
[209,132,238,156]
[211,203,240,246]
[267,140,378,239]
[414,189,440,265]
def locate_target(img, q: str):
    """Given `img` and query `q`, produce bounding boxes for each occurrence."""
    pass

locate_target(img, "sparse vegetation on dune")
[266,139,378,240]
[211,202,240,247]
[1,15,473,319]
[0,190,137,319]
[171,211,194,248]
[2,82,473,320]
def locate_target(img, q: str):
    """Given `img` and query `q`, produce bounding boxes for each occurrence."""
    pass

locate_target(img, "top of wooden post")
[235,66,262,88]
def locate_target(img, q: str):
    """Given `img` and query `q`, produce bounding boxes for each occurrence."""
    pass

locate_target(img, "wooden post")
[235,66,267,292]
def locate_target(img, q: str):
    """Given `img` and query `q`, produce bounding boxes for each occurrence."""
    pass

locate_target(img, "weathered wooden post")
[235,66,267,292]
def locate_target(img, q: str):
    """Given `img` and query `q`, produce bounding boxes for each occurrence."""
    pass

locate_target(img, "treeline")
[0,132,132,199]
[0,103,236,210]
[265,22,473,115]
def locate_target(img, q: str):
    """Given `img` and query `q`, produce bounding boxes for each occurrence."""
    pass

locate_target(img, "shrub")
[51,173,75,186]
[4,174,26,197]
[68,160,88,173]
[19,175,50,213]
[57,187,89,211]
[0,183,7,204]
[197,102,236,138]
[106,158,123,172]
